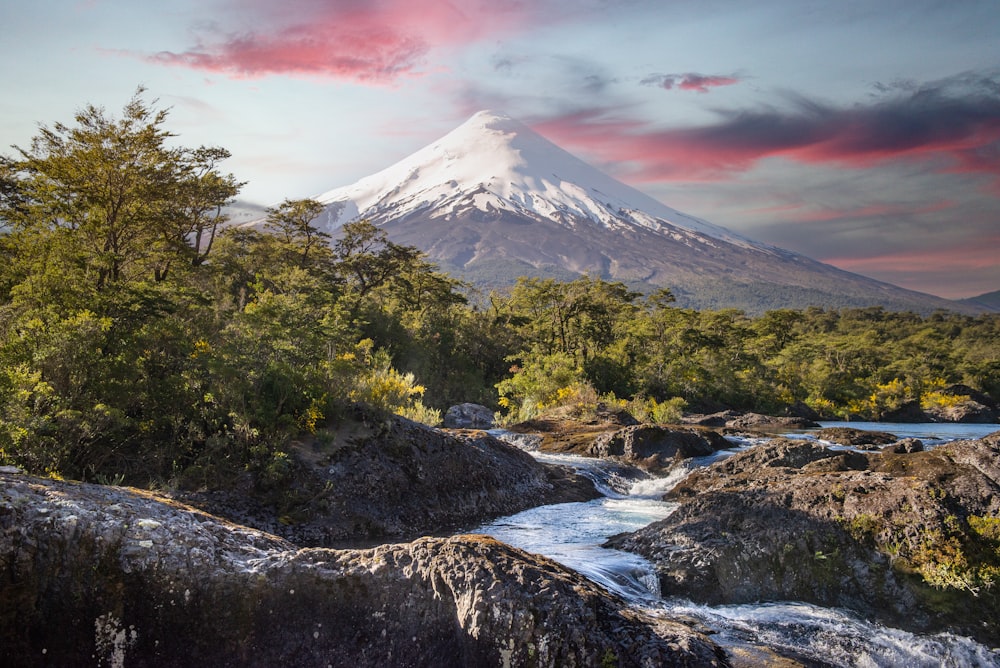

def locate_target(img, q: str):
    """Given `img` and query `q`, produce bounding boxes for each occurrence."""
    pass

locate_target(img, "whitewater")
[475,425,1000,667]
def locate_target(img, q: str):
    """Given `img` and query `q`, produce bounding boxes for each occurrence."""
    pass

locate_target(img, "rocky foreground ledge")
[0,471,726,667]
[607,432,1000,646]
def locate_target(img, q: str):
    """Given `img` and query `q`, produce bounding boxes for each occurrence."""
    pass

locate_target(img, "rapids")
[475,425,1000,667]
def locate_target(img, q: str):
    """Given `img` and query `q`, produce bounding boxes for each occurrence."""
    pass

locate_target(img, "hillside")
[959,289,1000,312]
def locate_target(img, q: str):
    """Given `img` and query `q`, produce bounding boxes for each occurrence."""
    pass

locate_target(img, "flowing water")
[475,424,1000,667]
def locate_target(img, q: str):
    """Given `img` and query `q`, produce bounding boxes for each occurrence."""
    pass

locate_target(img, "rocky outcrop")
[875,385,997,424]
[607,434,1000,645]
[589,425,730,472]
[443,403,496,429]
[880,400,930,423]
[925,399,997,424]
[682,411,819,430]
[507,405,640,455]
[722,412,820,430]
[0,472,726,667]
[813,426,898,448]
[508,410,728,473]
[179,411,598,548]
[888,437,924,453]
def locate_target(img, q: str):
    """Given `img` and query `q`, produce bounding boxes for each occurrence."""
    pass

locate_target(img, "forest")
[1,91,998,489]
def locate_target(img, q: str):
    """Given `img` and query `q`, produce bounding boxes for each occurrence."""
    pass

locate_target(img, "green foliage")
[496,351,587,422]
[348,341,440,425]
[0,91,459,488]
[1,89,997,493]
[625,396,688,424]
[490,280,998,423]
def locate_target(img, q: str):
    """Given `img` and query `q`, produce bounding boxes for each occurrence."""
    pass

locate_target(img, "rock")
[607,435,1000,646]
[490,430,543,451]
[592,403,641,426]
[177,410,599,547]
[681,410,741,427]
[508,411,730,475]
[782,401,822,421]
[506,412,624,455]
[940,384,998,409]
[682,414,728,427]
[926,399,997,424]
[813,426,898,448]
[881,401,929,423]
[590,425,729,471]
[442,403,495,429]
[0,473,726,667]
[889,438,924,453]
[723,412,820,430]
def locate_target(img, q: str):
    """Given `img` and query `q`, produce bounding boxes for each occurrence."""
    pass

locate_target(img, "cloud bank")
[534,73,1000,186]
[146,0,542,82]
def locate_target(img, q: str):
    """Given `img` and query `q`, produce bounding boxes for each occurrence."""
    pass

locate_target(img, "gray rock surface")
[178,412,599,547]
[590,425,729,471]
[443,403,496,429]
[0,472,726,667]
[813,426,898,448]
[607,434,1000,646]
[509,411,726,474]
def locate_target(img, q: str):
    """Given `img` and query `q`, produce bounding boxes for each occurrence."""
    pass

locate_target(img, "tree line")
[1,91,997,489]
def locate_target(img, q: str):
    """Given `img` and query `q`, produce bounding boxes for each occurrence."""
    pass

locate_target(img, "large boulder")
[178,410,598,547]
[722,412,820,430]
[0,472,726,667]
[443,403,496,429]
[507,408,734,470]
[888,385,999,423]
[607,433,1000,646]
[880,400,930,423]
[813,426,898,448]
[926,399,997,424]
[681,410,821,430]
[590,425,729,471]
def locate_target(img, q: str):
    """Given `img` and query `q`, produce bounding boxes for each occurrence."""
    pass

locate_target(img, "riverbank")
[481,421,1000,665]
[2,407,998,666]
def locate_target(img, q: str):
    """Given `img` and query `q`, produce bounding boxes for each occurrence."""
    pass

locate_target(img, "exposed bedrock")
[607,434,1000,646]
[0,472,726,667]
[177,410,599,548]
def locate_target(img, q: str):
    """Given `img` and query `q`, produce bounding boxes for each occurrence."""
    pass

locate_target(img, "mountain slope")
[313,111,975,314]
[959,290,1000,313]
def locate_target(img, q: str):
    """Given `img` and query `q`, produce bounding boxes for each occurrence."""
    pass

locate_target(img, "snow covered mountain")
[311,111,971,313]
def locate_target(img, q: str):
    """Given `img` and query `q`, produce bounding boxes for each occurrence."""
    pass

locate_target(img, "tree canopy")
[1,90,997,490]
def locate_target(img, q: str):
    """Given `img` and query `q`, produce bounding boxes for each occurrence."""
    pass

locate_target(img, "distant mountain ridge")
[959,290,1000,313]
[304,111,976,314]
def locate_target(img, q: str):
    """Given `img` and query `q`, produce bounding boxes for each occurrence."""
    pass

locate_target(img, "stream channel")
[474,423,1000,667]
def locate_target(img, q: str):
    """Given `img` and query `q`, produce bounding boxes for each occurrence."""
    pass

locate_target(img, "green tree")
[264,198,330,268]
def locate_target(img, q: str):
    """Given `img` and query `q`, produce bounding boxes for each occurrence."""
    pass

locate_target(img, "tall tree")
[264,198,329,268]
[10,87,240,291]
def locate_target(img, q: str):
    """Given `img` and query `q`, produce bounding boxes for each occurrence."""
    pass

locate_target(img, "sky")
[1,0,999,299]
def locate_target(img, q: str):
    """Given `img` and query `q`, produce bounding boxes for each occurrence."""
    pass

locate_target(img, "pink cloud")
[147,0,537,82]
[530,81,1000,186]
[758,200,957,223]
[532,111,769,181]
[822,238,1000,273]
[644,73,741,93]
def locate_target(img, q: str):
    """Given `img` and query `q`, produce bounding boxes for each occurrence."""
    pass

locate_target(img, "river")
[475,423,1000,667]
